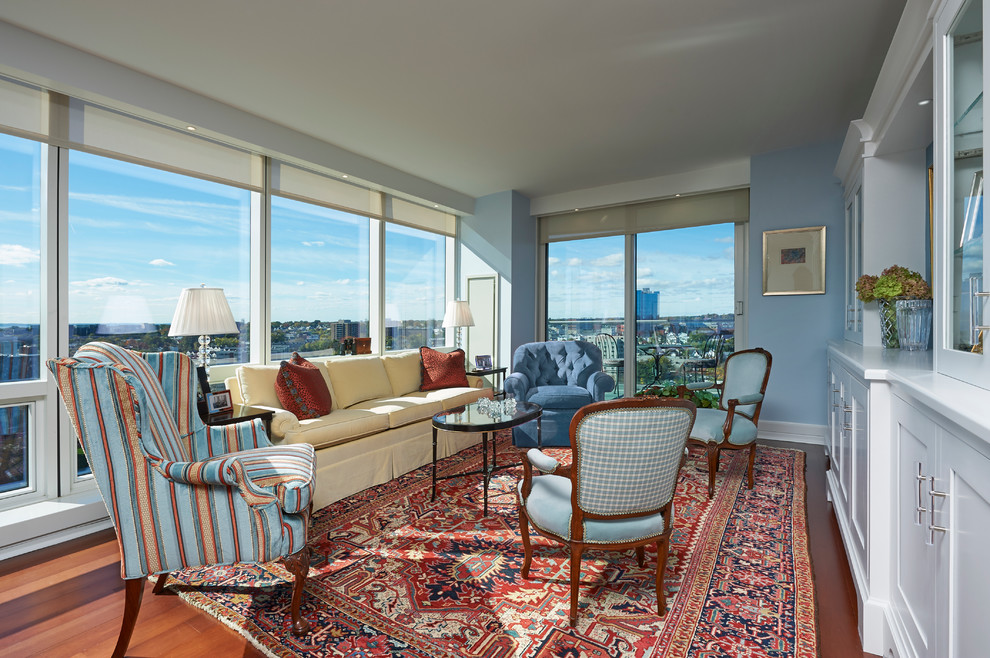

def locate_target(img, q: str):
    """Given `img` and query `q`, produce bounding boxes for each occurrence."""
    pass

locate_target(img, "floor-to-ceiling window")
[269,197,370,359]
[384,224,447,350]
[0,133,42,499]
[67,152,253,366]
[545,236,626,398]
[635,224,736,391]
[541,190,748,397]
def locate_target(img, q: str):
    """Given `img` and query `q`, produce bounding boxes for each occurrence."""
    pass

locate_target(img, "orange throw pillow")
[420,347,469,391]
[275,352,332,419]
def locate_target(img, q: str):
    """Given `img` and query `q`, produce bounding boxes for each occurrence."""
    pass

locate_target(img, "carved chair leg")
[655,536,671,617]
[112,578,146,658]
[569,544,584,627]
[635,545,645,568]
[519,506,533,579]
[747,443,756,489]
[281,547,311,636]
[706,443,718,498]
[152,572,171,595]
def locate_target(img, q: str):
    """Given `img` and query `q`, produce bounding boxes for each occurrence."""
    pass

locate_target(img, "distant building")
[329,320,360,340]
[636,288,659,319]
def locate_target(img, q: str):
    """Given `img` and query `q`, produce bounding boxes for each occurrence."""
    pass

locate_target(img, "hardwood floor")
[0,442,874,657]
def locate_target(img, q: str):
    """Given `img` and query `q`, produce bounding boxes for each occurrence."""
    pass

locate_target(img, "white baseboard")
[758,420,826,446]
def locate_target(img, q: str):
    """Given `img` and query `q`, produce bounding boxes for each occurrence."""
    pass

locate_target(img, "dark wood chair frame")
[677,347,772,499]
[516,397,696,627]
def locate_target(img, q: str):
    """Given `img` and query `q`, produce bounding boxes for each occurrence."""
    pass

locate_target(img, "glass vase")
[895,299,933,351]
[877,298,900,349]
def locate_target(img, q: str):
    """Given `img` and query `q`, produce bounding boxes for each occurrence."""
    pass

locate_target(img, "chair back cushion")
[141,350,203,442]
[573,400,695,516]
[511,340,603,389]
[73,342,189,463]
[720,348,771,417]
[381,350,422,396]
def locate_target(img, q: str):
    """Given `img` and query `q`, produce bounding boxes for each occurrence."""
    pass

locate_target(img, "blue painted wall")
[749,140,846,426]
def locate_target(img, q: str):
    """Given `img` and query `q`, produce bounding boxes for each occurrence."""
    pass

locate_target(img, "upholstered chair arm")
[156,455,278,507]
[585,371,615,401]
[728,393,764,406]
[504,372,531,401]
[678,381,716,393]
[526,448,560,474]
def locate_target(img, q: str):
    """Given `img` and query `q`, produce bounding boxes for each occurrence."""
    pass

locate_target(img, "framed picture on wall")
[762,226,826,295]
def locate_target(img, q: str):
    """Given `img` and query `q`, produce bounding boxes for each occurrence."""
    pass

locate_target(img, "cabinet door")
[934,0,990,388]
[890,395,939,658]
[848,376,869,572]
[936,431,990,658]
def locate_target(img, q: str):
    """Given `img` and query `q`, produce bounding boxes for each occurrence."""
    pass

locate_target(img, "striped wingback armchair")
[516,397,696,626]
[48,342,316,657]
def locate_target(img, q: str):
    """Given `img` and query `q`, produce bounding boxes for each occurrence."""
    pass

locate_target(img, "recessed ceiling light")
[433,204,439,208]
[918,99,932,106]
[341,174,348,179]
[675,193,681,197]
[186,125,197,131]
[574,208,580,212]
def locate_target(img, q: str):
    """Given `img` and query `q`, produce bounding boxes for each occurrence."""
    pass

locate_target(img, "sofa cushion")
[414,386,489,410]
[284,408,390,449]
[325,355,393,408]
[237,364,283,409]
[275,357,332,420]
[350,396,444,428]
[526,385,594,410]
[381,350,422,396]
[420,347,469,391]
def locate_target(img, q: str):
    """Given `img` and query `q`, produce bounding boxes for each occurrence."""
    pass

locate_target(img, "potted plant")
[856,265,932,349]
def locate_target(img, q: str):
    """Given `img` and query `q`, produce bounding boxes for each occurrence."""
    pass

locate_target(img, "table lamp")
[442,300,475,352]
[168,284,239,376]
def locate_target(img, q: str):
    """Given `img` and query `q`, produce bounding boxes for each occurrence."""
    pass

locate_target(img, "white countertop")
[828,340,990,442]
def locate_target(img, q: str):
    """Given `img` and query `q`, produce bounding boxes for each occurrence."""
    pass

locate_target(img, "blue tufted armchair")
[504,340,615,447]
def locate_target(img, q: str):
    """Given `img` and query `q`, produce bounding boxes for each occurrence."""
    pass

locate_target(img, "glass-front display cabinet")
[935,0,990,388]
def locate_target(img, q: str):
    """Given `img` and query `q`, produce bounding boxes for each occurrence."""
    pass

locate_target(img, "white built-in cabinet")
[827,342,990,658]
[889,390,990,658]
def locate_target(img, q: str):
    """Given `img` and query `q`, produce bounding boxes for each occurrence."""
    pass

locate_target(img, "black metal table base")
[431,417,541,516]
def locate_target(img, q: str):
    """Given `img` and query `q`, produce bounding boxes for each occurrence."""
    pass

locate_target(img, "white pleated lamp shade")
[168,286,239,337]
[442,300,475,328]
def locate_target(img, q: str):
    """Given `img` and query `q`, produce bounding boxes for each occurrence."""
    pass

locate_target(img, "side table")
[202,403,275,438]
[468,366,508,398]
[431,400,541,516]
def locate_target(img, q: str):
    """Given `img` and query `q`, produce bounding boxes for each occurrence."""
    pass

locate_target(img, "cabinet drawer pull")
[843,425,853,431]
[928,477,949,545]
[916,463,927,525]
[975,291,990,297]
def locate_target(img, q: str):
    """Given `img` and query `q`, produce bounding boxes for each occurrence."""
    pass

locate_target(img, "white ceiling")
[0,0,905,200]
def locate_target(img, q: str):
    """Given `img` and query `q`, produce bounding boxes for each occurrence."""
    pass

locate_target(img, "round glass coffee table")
[431,400,542,516]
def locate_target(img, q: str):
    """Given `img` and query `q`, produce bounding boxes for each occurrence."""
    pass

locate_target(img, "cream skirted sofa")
[225,350,491,510]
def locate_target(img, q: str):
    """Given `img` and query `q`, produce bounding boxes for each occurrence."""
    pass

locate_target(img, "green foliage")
[856,265,931,303]
[634,381,720,409]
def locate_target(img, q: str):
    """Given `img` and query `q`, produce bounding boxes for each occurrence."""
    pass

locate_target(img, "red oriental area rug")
[164,434,817,657]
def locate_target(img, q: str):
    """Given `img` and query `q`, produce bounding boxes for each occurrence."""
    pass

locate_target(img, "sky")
[0,132,446,327]
[546,223,736,319]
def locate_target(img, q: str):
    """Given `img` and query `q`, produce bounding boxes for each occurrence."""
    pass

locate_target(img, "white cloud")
[567,257,582,267]
[590,252,623,268]
[302,241,325,247]
[547,257,560,265]
[149,258,175,267]
[71,276,132,288]
[0,244,40,266]
[714,236,734,243]
[296,281,305,286]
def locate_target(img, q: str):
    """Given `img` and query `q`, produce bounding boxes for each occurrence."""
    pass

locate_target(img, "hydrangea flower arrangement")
[856,265,932,302]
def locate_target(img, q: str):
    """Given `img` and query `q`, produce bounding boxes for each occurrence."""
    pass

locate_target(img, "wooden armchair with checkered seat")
[515,397,696,626]
[48,342,316,658]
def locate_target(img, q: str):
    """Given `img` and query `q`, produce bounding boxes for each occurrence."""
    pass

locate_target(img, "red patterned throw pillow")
[275,352,332,419]
[420,347,469,391]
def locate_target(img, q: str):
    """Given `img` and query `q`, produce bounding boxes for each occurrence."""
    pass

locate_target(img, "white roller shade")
[391,198,456,236]
[272,162,383,217]
[539,188,750,243]
[0,75,47,138]
[66,99,263,190]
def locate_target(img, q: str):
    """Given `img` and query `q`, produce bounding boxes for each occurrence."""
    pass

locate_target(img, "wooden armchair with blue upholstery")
[516,397,696,626]
[677,347,772,498]
[504,340,615,447]
[47,342,316,658]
